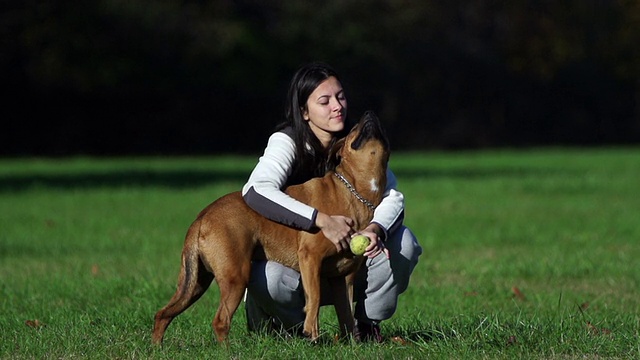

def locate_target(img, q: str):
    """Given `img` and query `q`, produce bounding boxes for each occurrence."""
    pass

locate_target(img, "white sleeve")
[370,168,405,237]
[242,132,318,230]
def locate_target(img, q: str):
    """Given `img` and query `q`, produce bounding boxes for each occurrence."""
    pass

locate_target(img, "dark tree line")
[1,0,639,156]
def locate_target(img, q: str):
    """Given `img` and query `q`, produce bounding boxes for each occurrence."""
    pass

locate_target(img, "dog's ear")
[328,137,345,163]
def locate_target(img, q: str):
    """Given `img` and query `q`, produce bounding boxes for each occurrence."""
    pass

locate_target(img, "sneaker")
[355,321,383,343]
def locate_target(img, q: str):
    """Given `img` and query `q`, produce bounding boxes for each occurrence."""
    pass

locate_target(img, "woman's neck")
[308,123,335,149]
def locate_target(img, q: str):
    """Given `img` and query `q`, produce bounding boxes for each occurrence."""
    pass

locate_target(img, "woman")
[242,62,422,342]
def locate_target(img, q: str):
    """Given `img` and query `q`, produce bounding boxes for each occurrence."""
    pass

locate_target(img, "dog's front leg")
[298,248,322,342]
[328,274,356,340]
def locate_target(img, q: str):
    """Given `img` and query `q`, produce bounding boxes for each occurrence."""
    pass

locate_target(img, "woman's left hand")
[355,224,390,259]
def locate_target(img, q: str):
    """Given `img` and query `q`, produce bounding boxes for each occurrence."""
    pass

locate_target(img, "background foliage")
[2,0,640,156]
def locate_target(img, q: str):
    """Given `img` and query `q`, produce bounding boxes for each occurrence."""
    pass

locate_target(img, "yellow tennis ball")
[350,235,371,256]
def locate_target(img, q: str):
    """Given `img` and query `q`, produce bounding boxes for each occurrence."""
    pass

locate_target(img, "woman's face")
[303,76,347,147]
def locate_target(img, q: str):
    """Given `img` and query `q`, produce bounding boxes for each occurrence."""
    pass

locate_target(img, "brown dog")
[152,111,390,344]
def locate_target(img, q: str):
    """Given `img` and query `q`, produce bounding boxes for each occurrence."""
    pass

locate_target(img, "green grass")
[1,148,639,359]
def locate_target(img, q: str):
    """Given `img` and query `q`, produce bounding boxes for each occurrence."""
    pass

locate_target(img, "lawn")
[1,148,639,359]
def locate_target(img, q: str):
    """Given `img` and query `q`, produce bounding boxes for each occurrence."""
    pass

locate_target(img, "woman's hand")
[315,212,355,252]
[356,223,390,259]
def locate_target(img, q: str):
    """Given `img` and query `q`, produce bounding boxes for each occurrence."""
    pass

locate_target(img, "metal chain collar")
[333,172,376,211]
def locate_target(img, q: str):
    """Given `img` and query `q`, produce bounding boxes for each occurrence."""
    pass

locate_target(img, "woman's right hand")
[315,212,355,252]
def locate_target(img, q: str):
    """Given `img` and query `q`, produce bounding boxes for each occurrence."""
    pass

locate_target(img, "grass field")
[1,148,639,359]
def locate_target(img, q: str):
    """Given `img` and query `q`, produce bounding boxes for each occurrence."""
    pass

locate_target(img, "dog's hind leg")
[211,258,251,343]
[152,226,214,345]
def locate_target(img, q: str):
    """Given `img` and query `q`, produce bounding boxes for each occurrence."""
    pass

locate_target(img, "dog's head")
[331,111,390,188]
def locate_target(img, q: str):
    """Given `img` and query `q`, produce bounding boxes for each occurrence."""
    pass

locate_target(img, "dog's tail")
[177,217,215,304]
[152,218,214,345]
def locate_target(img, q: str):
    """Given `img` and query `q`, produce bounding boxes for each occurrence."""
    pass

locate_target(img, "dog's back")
[194,175,361,274]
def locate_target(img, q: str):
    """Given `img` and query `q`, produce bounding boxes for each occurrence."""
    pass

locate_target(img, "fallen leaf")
[580,302,590,311]
[25,319,45,329]
[586,322,613,336]
[464,291,478,297]
[390,336,407,345]
[91,264,100,276]
[511,286,526,301]
[506,335,517,346]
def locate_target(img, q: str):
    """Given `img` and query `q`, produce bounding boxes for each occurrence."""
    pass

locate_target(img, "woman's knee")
[385,226,422,269]
[248,260,303,305]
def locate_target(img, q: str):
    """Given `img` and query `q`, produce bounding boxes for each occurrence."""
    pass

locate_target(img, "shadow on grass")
[392,166,577,180]
[0,166,575,193]
[0,169,250,193]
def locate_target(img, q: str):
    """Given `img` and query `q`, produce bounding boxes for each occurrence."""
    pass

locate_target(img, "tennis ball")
[350,235,371,256]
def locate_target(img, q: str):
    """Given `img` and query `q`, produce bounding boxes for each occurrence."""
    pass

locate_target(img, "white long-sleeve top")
[242,129,405,238]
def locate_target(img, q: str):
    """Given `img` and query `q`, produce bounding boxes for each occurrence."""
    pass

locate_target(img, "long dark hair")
[276,62,350,185]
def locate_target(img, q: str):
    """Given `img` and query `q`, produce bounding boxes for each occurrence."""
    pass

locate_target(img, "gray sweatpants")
[245,225,422,331]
